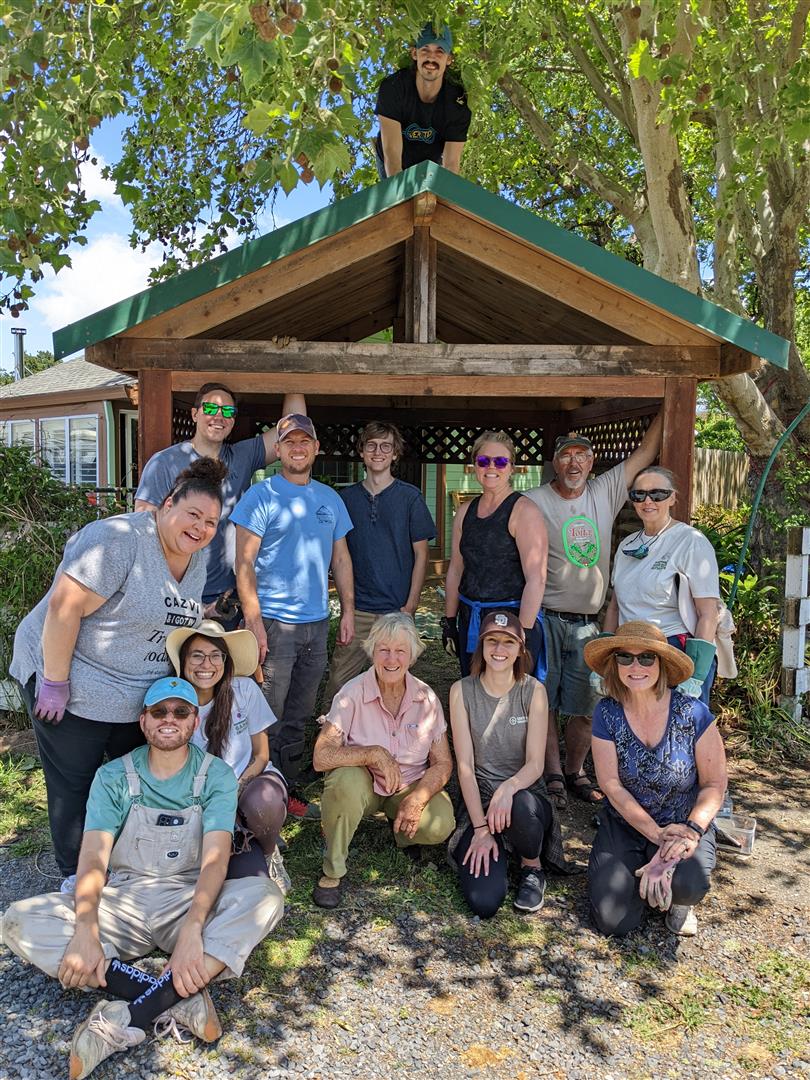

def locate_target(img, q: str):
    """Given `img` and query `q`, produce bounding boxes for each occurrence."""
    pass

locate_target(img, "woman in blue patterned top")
[583,621,726,938]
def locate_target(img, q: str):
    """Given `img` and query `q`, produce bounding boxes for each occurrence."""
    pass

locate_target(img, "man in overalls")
[1,676,285,1079]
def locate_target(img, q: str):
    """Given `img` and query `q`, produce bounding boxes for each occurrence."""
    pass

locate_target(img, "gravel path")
[1,759,808,1080]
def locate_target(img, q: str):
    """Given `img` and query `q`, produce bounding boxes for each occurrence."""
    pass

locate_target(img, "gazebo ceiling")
[54,162,789,372]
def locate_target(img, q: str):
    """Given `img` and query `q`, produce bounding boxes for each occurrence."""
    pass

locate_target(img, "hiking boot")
[69,1000,145,1079]
[154,988,222,1044]
[287,794,321,821]
[665,904,698,936]
[513,867,546,913]
[267,846,292,896]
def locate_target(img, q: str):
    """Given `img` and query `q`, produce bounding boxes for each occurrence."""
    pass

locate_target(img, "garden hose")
[728,397,810,610]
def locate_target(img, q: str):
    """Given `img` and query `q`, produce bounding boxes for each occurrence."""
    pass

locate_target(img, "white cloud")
[31,233,162,348]
[78,148,125,213]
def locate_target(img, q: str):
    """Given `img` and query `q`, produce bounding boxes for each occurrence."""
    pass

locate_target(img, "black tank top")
[459,491,526,602]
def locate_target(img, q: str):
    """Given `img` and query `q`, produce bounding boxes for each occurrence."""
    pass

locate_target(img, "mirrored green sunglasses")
[201,402,237,418]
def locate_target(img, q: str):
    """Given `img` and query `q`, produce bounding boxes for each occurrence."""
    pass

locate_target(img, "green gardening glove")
[677,638,716,698]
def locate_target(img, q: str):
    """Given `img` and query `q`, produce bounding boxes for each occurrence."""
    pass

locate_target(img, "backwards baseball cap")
[478,610,525,644]
[414,22,453,51]
[276,413,317,442]
[554,432,594,456]
[143,677,199,710]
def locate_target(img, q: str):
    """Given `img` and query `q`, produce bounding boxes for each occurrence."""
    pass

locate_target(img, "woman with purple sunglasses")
[603,466,721,705]
[443,430,548,678]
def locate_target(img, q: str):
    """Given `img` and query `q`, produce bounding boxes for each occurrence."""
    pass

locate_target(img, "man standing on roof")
[525,413,663,810]
[135,386,305,626]
[374,23,472,179]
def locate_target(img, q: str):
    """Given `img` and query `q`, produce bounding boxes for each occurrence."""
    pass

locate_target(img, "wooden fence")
[692,447,749,509]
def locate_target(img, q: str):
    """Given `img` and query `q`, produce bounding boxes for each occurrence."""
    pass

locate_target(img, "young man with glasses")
[1,676,284,1079]
[135,384,306,624]
[323,422,436,703]
[525,413,663,809]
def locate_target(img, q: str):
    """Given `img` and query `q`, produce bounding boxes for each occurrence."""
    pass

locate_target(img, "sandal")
[544,773,568,811]
[565,771,604,805]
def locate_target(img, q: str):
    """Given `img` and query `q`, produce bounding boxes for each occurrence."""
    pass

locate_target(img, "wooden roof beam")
[90,338,722,378]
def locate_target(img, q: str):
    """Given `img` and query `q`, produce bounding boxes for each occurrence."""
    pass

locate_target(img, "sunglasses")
[629,489,673,503]
[200,402,237,418]
[187,649,226,666]
[614,651,658,667]
[476,455,511,469]
[145,704,196,719]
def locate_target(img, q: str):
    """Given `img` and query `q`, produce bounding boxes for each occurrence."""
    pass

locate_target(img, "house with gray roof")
[0,357,138,491]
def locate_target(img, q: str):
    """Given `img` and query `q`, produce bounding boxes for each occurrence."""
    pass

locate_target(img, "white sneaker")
[60,874,77,894]
[665,904,698,936]
[69,1000,145,1079]
[155,987,222,1043]
[267,846,291,896]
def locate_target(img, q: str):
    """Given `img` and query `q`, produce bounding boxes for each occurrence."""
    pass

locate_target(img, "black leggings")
[19,678,145,877]
[455,789,552,918]
[588,809,716,936]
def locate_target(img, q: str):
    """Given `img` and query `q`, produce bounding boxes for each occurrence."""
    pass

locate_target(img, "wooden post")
[781,525,810,722]
[137,368,173,477]
[661,377,697,521]
[403,193,437,344]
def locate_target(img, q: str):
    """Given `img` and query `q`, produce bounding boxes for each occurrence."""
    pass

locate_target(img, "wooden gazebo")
[54,162,789,526]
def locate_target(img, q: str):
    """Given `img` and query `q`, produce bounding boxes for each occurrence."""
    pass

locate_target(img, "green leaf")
[278,159,298,194]
[311,139,350,183]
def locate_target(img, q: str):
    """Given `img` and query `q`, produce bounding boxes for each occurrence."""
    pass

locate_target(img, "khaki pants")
[321,766,455,880]
[1,874,283,981]
[323,610,385,706]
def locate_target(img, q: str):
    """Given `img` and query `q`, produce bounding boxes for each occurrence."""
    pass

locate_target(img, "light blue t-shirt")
[84,744,237,840]
[231,475,352,622]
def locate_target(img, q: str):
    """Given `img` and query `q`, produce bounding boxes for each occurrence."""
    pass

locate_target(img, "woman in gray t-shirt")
[448,610,559,918]
[10,458,226,885]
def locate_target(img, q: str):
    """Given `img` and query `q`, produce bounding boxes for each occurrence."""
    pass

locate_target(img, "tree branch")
[672,0,713,66]
[553,10,635,139]
[497,71,644,228]
[785,0,810,68]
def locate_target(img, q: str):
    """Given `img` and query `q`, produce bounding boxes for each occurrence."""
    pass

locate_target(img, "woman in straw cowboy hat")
[167,620,289,889]
[584,621,727,938]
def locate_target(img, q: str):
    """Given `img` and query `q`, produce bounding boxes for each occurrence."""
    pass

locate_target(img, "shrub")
[0,446,100,721]
[693,505,809,761]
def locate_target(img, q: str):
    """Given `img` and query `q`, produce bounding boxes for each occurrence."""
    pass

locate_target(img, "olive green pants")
[321,766,455,880]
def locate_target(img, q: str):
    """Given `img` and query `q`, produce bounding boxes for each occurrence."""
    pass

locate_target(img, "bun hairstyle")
[163,457,228,509]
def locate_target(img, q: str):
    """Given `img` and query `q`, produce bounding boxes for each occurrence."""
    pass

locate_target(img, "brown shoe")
[312,876,345,909]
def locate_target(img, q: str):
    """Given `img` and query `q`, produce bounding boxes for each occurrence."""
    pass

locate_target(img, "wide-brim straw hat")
[166,620,259,678]
[583,620,693,686]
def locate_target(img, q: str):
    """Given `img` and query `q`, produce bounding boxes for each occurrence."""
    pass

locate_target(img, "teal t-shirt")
[84,744,237,840]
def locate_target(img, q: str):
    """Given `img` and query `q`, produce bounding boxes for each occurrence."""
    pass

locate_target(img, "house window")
[5,416,99,485]
[7,420,35,450]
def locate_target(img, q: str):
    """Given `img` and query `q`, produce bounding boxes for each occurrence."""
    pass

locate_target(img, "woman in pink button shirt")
[312,612,455,908]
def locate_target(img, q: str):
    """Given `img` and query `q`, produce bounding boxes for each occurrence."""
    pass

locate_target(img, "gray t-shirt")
[526,463,627,613]
[11,511,205,724]
[460,675,539,791]
[135,436,266,599]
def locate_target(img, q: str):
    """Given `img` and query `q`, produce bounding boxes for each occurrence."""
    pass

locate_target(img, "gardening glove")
[213,589,240,621]
[588,632,612,697]
[635,850,678,911]
[34,678,70,724]
[677,638,716,698]
[441,616,460,658]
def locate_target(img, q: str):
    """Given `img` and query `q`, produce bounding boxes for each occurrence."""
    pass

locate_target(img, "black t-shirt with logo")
[375,67,471,171]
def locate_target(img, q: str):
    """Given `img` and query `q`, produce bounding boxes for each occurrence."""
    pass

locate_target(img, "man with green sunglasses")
[135,383,305,623]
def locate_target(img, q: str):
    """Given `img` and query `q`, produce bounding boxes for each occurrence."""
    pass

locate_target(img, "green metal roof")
[53,161,789,368]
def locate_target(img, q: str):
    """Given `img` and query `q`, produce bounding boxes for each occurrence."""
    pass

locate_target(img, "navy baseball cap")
[414,23,453,51]
[143,677,198,709]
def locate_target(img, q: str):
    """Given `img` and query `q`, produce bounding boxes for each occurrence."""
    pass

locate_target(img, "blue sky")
[0,116,334,376]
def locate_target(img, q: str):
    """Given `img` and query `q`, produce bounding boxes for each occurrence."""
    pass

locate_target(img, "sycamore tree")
[2,0,809,484]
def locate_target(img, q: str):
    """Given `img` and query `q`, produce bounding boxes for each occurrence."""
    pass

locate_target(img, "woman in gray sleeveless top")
[448,610,565,917]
